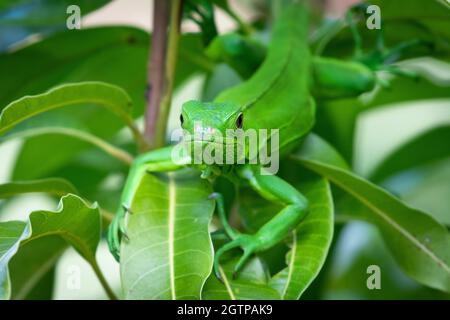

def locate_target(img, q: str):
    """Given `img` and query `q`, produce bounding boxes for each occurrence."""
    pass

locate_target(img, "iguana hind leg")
[213,165,309,280]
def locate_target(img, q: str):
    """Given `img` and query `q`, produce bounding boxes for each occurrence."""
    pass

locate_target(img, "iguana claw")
[213,234,257,283]
[107,204,130,262]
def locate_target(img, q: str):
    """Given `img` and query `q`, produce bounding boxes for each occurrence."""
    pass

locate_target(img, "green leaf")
[0,178,77,199]
[314,97,362,162]
[369,125,450,182]
[7,236,65,300]
[269,178,334,299]
[238,173,334,299]
[202,64,242,101]
[0,81,145,149]
[0,0,111,50]
[121,170,215,300]
[325,222,450,299]
[292,134,450,293]
[202,255,280,300]
[0,221,26,299]
[1,126,133,166]
[401,159,450,226]
[0,194,115,300]
[365,71,450,110]
[317,0,450,60]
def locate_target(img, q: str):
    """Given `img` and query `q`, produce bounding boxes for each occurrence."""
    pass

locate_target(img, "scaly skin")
[107,2,385,279]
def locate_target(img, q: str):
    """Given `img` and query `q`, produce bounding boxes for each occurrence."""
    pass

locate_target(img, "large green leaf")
[0,194,114,300]
[0,221,25,299]
[0,178,77,199]
[0,81,133,132]
[0,81,145,149]
[369,125,450,182]
[269,178,334,299]
[292,134,450,293]
[121,170,215,300]
[202,255,280,300]
[325,222,450,299]
[7,236,65,300]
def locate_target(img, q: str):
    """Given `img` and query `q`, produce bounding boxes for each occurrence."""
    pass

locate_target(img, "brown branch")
[144,0,170,148]
[144,0,183,150]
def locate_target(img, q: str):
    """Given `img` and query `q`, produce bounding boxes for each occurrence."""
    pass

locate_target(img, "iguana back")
[214,2,315,154]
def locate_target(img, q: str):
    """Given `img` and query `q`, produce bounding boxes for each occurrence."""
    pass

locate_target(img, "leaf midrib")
[300,159,450,275]
[281,231,296,299]
[168,173,176,300]
[219,267,236,300]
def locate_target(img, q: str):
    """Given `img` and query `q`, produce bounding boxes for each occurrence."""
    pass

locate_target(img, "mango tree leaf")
[7,236,65,300]
[0,194,115,300]
[0,178,77,199]
[202,64,242,101]
[0,221,25,299]
[314,97,362,162]
[0,0,111,51]
[364,72,450,110]
[121,170,215,300]
[325,222,450,299]
[0,81,146,149]
[292,134,450,293]
[369,125,450,182]
[401,159,450,226]
[0,81,132,132]
[269,178,334,299]
[202,256,280,300]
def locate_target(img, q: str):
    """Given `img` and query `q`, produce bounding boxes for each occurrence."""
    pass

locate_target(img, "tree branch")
[144,0,183,150]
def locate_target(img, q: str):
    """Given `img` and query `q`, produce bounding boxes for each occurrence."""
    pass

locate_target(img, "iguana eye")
[236,113,243,129]
[180,114,184,126]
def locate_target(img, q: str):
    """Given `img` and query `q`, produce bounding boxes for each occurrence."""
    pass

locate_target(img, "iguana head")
[179,100,245,165]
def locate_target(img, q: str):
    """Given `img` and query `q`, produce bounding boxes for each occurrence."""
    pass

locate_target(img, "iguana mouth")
[183,137,237,146]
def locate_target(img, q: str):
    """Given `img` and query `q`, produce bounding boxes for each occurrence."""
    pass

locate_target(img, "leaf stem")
[226,7,254,35]
[100,208,114,225]
[126,119,149,153]
[91,259,118,300]
[1,127,134,166]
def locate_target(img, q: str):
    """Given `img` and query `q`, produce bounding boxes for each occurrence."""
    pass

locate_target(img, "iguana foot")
[107,204,131,262]
[213,234,259,282]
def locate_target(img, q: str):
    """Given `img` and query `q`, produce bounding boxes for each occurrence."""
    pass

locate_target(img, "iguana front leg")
[213,165,309,279]
[107,145,190,261]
